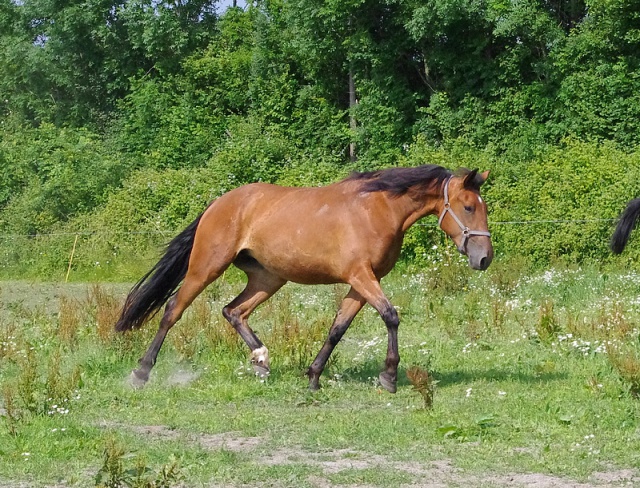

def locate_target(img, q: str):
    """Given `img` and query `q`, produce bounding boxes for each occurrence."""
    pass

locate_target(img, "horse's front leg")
[378,302,400,393]
[349,268,400,393]
[307,288,365,390]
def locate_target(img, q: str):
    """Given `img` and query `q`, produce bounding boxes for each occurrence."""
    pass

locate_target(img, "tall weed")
[58,295,82,346]
[607,344,640,398]
[88,284,124,344]
[536,300,560,344]
[95,436,182,488]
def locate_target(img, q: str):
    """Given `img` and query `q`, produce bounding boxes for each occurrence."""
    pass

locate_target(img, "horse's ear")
[463,169,490,189]
[463,169,479,189]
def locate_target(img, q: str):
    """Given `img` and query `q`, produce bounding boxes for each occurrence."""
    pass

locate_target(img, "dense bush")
[398,139,640,267]
[2,2,640,279]
[0,123,128,235]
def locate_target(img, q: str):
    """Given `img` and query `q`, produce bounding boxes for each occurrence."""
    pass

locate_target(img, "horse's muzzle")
[464,238,493,271]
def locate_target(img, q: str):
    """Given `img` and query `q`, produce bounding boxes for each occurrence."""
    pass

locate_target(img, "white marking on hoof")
[251,346,269,366]
[250,346,270,378]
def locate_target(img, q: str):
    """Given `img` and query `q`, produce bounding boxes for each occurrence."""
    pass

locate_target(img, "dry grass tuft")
[88,284,122,343]
[607,344,640,398]
[406,365,437,409]
[58,295,82,346]
[1,381,20,435]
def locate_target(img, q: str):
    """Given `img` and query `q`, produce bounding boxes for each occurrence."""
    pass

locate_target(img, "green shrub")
[486,139,640,264]
[0,124,128,235]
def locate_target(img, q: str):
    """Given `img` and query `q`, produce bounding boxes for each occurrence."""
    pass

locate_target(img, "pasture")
[2,254,640,487]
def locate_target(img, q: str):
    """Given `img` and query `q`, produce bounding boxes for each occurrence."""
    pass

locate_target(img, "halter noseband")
[438,176,491,252]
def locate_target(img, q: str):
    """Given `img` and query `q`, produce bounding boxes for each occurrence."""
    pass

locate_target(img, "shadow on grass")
[339,360,567,388]
[432,368,567,387]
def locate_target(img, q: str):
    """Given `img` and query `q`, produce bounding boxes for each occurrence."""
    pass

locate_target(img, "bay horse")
[115,165,493,393]
[611,198,640,254]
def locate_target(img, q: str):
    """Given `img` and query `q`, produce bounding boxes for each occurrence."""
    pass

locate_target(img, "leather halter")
[438,176,491,252]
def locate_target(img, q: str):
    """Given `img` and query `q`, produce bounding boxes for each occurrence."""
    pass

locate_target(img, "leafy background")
[1,0,640,278]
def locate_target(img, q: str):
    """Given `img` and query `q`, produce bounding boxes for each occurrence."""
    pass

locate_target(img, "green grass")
[2,258,640,486]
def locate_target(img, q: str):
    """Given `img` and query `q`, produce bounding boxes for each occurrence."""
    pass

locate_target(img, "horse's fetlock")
[386,354,400,369]
[307,369,321,391]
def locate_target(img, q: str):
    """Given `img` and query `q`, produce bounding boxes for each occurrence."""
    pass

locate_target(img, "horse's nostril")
[480,257,487,269]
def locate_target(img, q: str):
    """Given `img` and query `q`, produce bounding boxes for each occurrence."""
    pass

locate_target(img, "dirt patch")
[0,281,129,319]
[199,432,263,452]
[100,423,640,487]
[256,447,635,487]
[98,421,263,453]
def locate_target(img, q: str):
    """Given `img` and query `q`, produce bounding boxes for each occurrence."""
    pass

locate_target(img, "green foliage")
[0,0,217,127]
[485,139,640,264]
[114,76,226,170]
[2,0,640,273]
[0,124,128,235]
[95,437,182,488]
[114,8,255,169]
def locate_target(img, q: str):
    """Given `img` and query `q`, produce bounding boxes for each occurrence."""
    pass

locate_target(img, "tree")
[0,0,218,128]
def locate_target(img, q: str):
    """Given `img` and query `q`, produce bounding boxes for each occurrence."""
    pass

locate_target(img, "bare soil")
[98,423,640,488]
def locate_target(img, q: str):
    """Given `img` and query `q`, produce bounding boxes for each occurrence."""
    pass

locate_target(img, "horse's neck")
[397,190,442,232]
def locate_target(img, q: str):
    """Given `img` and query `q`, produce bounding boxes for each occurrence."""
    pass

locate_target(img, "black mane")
[345,165,453,196]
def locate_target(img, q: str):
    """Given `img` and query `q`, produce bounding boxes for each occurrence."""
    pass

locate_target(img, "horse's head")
[438,169,493,271]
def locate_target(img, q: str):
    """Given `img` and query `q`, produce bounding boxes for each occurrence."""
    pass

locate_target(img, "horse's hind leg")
[131,259,231,387]
[222,269,286,378]
[307,288,365,390]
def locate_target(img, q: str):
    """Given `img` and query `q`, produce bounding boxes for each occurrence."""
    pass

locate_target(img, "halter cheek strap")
[438,177,491,251]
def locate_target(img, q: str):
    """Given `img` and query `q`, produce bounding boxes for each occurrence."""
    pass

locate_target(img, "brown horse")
[115,165,493,392]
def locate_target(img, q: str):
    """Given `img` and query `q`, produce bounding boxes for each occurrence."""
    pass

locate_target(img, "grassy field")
[2,253,640,487]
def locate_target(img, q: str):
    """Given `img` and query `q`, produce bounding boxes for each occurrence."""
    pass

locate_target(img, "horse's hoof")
[379,372,397,393]
[308,379,321,391]
[252,363,270,379]
[129,369,149,389]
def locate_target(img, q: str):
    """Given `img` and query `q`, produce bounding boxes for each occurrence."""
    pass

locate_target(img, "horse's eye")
[464,206,474,213]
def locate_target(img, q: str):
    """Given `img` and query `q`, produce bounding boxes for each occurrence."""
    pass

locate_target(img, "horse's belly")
[263,254,343,284]
[240,244,344,284]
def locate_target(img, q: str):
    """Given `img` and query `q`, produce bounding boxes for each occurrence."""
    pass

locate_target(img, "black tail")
[115,215,203,332]
[611,199,640,254]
